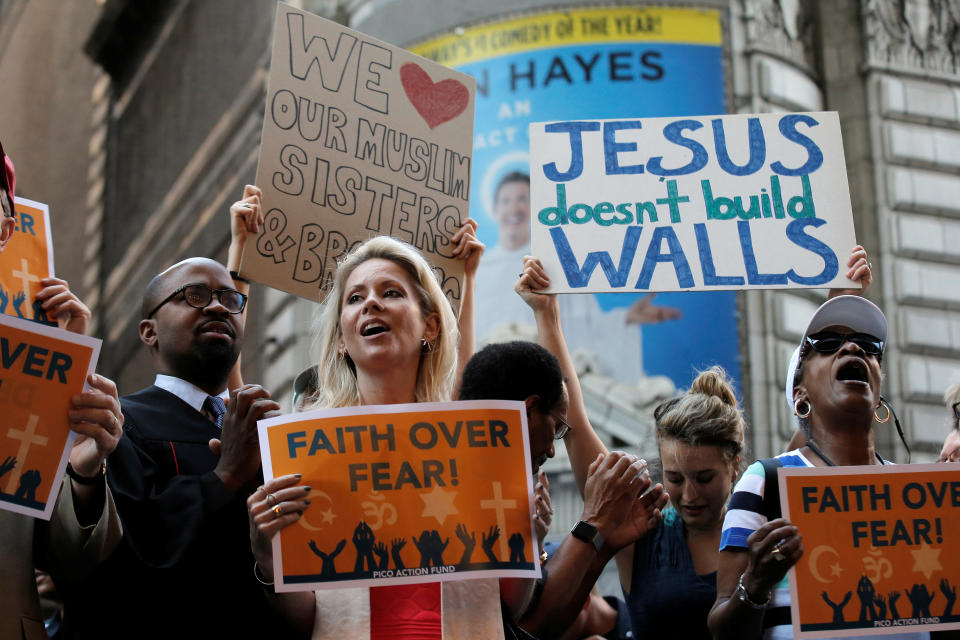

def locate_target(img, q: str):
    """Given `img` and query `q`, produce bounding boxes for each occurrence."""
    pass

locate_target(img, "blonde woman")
[244,230,527,640]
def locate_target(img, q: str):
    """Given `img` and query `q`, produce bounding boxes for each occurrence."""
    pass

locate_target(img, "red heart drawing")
[400,62,470,129]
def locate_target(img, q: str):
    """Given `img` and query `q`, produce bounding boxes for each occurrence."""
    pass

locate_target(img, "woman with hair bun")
[626,365,745,640]
[515,256,741,640]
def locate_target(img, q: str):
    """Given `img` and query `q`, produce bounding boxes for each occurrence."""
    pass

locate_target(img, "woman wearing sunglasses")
[708,296,926,640]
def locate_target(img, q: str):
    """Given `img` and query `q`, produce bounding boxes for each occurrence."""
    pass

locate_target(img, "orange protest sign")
[0,198,54,322]
[780,464,960,637]
[259,400,538,592]
[0,314,101,519]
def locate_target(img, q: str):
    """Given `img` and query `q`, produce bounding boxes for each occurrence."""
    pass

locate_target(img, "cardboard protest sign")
[241,3,475,306]
[529,112,858,293]
[259,400,538,591]
[779,463,960,638]
[0,198,54,322]
[0,314,101,519]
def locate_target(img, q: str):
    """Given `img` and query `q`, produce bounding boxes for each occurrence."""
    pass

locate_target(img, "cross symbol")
[5,414,48,493]
[12,258,41,320]
[480,481,517,560]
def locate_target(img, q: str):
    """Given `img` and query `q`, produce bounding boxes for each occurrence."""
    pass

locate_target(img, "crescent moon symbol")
[808,545,840,584]
[296,489,334,532]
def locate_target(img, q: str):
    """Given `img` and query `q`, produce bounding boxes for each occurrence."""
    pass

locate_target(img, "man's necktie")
[204,395,226,429]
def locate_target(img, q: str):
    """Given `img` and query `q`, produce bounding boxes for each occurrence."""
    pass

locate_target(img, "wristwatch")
[570,520,604,552]
[66,461,106,486]
[736,572,771,609]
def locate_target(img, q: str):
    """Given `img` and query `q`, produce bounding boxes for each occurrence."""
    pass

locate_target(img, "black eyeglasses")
[551,412,572,440]
[805,331,884,357]
[147,283,247,318]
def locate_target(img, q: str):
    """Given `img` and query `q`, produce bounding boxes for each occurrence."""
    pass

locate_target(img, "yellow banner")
[409,7,722,67]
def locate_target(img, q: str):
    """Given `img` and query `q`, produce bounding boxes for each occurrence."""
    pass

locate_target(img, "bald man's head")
[138,257,242,394]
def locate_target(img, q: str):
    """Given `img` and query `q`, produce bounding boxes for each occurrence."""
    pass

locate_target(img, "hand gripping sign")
[258,400,539,591]
[779,463,960,638]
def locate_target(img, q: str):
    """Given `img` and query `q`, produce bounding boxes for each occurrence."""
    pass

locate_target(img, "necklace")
[805,439,885,466]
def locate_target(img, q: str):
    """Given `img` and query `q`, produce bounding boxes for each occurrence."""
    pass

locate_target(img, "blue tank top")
[625,508,716,640]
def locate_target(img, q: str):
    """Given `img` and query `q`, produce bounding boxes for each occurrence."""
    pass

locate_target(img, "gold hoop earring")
[874,401,891,423]
[794,398,811,419]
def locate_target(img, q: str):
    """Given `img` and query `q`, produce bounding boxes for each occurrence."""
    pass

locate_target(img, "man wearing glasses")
[59,257,299,639]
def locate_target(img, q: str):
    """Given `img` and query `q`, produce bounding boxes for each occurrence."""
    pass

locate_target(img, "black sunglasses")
[805,331,884,357]
[148,283,247,318]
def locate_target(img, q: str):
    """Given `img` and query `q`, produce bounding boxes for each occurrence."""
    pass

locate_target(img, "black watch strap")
[570,520,604,552]
[66,461,106,486]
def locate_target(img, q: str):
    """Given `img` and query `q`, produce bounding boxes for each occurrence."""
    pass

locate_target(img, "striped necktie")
[203,395,226,429]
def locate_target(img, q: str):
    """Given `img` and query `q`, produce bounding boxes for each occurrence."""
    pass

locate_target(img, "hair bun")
[690,366,738,407]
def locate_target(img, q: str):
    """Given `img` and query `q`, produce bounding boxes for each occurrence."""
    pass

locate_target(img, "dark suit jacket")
[61,386,298,639]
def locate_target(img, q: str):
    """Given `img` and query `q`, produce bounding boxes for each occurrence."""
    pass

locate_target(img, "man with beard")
[59,258,297,639]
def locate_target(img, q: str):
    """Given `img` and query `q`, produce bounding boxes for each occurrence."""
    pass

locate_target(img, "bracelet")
[253,560,274,587]
[736,572,771,609]
[66,461,106,486]
[229,270,250,284]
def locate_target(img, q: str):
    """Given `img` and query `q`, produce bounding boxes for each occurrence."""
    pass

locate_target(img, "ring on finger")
[266,493,278,507]
[769,542,786,562]
[273,505,283,518]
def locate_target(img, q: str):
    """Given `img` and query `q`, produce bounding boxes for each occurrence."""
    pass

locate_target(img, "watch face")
[572,521,598,539]
[571,521,603,550]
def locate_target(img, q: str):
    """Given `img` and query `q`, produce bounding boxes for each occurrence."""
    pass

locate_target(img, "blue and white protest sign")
[530,111,859,293]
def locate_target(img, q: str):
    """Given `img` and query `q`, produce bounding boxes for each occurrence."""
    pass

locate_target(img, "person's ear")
[422,312,440,344]
[139,319,158,348]
[524,395,539,413]
[0,215,14,253]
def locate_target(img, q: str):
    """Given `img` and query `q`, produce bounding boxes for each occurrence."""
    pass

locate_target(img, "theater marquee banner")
[410,7,739,389]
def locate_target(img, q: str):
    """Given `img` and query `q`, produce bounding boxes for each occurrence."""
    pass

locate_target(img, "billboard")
[411,6,738,389]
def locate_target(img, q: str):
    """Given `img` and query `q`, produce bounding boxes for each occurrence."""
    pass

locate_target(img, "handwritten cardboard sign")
[259,400,538,592]
[529,112,859,293]
[240,3,475,306]
[0,198,54,321]
[0,314,101,519]
[779,464,960,638]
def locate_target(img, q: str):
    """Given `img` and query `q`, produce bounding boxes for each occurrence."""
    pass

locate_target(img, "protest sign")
[0,198,54,322]
[0,314,101,519]
[240,3,475,306]
[779,463,960,638]
[529,112,859,293]
[259,400,538,592]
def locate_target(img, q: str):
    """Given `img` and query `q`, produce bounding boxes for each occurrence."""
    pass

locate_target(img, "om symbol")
[861,547,893,584]
[360,491,397,530]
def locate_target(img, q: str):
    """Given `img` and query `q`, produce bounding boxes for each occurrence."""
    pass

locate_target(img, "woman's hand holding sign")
[247,474,311,575]
[741,518,804,608]
[36,277,92,335]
